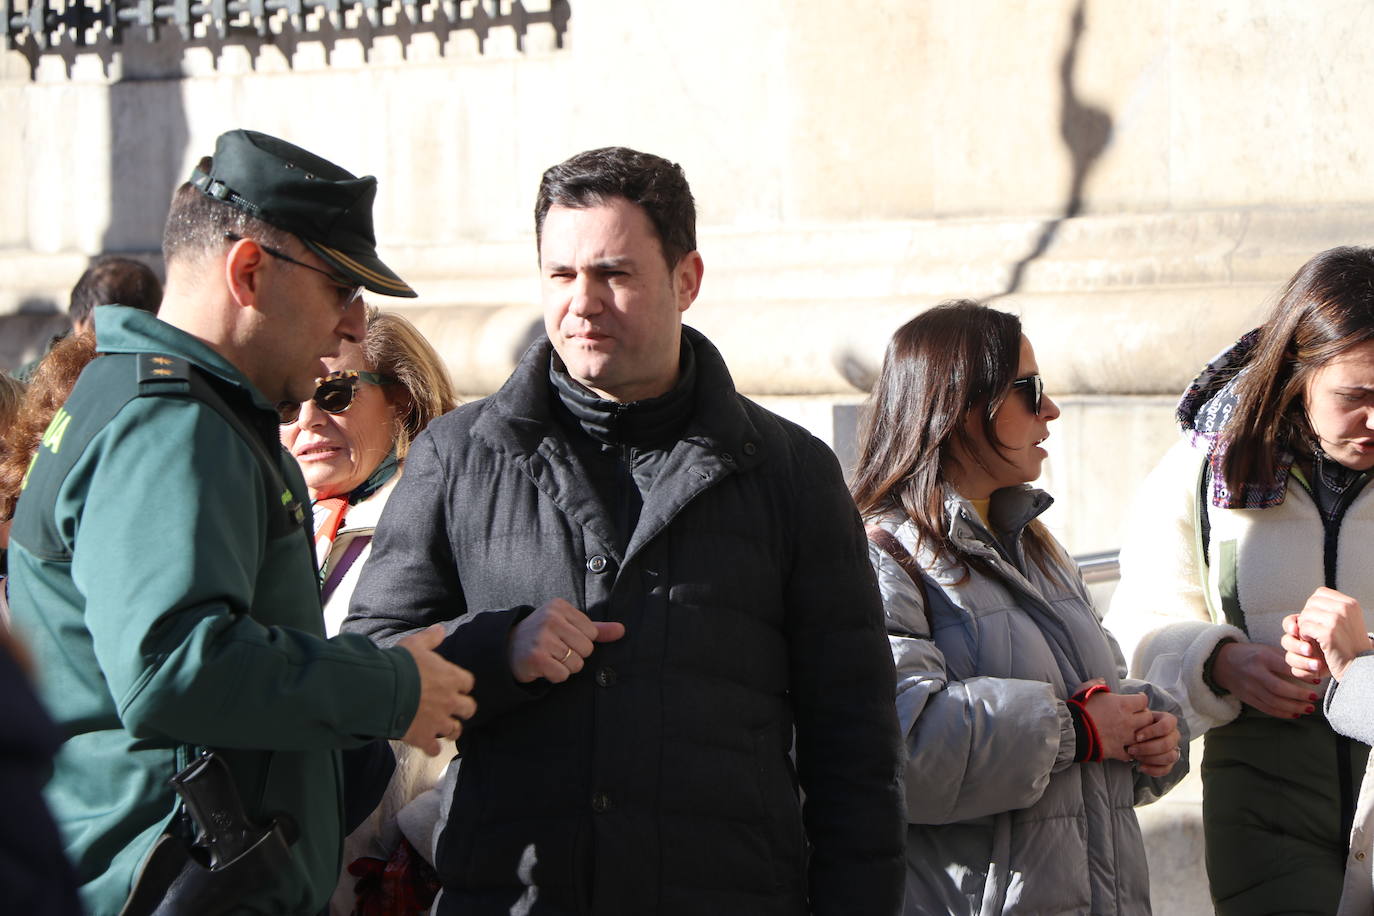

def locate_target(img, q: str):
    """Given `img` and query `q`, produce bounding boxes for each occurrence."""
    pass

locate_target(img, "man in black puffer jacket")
[346,147,904,916]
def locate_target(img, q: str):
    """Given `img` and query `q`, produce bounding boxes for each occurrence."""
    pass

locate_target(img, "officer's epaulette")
[136,354,191,395]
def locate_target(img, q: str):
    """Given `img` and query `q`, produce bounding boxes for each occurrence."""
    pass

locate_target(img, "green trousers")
[1203,707,1369,915]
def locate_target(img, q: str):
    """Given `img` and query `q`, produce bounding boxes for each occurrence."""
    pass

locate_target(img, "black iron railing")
[3,0,568,72]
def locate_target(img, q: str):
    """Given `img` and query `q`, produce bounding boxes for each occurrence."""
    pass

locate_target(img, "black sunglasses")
[224,232,364,308]
[278,370,394,425]
[1010,374,1045,416]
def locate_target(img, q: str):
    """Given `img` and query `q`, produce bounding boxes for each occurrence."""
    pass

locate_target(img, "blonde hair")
[362,307,457,458]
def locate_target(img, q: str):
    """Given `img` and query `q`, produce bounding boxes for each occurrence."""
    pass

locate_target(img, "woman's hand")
[1210,641,1317,719]
[1281,614,1327,681]
[1126,709,1182,778]
[1083,690,1153,761]
[1285,588,1373,683]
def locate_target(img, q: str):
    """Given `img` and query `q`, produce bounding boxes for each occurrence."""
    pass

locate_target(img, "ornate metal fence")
[3,0,568,72]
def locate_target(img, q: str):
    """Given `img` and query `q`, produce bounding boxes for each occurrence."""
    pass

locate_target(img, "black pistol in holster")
[120,752,297,916]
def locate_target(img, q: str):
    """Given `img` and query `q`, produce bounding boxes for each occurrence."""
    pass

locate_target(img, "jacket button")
[721,451,735,463]
[742,441,757,456]
[591,791,612,813]
[1359,851,1368,861]
[587,555,610,573]
[595,666,618,687]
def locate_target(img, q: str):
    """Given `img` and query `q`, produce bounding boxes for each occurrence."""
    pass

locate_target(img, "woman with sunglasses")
[278,306,457,916]
[280,306,457,635]
[851,300,1185,915]
[1105,247,1374,915]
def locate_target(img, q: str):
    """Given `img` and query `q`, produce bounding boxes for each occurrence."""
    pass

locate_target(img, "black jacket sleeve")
[343,428,545,727]
[786,438,905,914]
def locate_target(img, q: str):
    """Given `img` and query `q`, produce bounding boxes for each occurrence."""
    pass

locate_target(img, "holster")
[119,753,296,916]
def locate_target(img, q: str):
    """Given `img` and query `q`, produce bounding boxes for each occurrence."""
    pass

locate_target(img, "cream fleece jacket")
[1105,438,1374,738]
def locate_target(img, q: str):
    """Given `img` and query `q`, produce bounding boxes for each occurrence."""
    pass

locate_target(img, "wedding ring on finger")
[560,646,574,663]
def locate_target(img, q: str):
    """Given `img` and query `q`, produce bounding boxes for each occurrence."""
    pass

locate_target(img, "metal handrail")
[1075,549,1120,585]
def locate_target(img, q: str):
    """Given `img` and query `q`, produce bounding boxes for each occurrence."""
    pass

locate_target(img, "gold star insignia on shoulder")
[152,368,173,376]
[152,356,173,365]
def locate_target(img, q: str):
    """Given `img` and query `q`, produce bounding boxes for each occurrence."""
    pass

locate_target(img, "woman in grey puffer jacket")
[851,301,1190,915]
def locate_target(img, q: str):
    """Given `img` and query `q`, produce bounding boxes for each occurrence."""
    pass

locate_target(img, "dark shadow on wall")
[990,0,1112,299]
[101,36,190,268]
[0,41,186,374]
[0,300,66,374]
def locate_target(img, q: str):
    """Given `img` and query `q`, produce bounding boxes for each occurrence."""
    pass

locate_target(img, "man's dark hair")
[69,256,163,327]
[535,147,697,269]
[162,156,296,269]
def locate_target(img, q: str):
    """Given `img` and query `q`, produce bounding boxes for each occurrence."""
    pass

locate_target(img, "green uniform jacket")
[7,307,422,915]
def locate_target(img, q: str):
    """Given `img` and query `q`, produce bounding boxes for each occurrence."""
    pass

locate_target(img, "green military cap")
[191,129,416,298]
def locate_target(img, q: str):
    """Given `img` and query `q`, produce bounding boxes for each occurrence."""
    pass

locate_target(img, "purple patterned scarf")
[1176,328,1294,509]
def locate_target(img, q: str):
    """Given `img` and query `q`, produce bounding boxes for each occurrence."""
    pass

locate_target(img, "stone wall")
[8,0,1373,552]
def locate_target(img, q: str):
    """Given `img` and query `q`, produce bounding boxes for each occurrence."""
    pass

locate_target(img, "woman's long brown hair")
[851,300,1062,577]
[0,334,98,522]
[1221,246,1374,494]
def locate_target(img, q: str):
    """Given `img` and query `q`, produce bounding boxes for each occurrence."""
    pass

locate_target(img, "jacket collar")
[944,485,1053,557]
[878,485,1054,578]
[550,340,698,448]
[473,325,767,563]
[94,305,279,414]
[479,325,764,461]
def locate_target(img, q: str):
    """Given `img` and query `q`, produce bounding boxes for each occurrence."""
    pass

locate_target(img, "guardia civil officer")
[346,147,904,915]
[6,130,476,916]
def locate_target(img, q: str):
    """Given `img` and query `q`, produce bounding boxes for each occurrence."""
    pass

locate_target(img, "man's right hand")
[1211,640,1318,719]
[509,598,626,684]
[398,624,477,756]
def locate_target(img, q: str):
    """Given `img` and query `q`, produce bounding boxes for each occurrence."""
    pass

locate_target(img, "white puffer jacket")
[871,485,1188,916]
